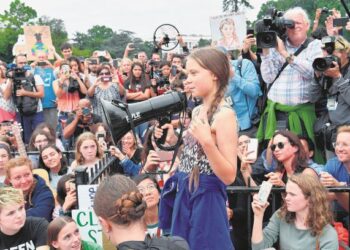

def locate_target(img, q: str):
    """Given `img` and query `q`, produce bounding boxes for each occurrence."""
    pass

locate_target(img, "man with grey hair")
[257,7,323,162]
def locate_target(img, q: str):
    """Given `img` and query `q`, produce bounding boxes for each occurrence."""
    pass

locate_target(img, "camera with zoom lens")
[321,7,332,15]
[255,8,295,48]
[82,107,91,116]
[312,55,340,72]
[6,67,28,90]
[67,77,80,93]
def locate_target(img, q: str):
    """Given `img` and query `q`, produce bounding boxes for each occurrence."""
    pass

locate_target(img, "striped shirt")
[261,38,323,105]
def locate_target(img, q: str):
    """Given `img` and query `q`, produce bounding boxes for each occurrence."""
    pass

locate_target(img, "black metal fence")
[226,186,350,249]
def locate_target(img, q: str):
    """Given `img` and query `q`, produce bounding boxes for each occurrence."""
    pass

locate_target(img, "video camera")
[255,8,295,48]
[6,64,30,90]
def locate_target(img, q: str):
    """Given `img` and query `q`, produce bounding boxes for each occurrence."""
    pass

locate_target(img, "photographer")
[63,99,102,146]
[150,61,171,97]
[7,54,45,144]
[310,36,350,148]
[257,7,323,161]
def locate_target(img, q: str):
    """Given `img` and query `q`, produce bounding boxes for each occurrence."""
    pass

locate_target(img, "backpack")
[14,74,39,116]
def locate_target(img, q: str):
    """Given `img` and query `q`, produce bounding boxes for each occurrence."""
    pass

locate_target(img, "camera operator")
[63,99,102,147]
[31,51,57,131]
[310,36,350,148]
[150,61,172,97]
[6,54,45,144]
[258,7,323,161]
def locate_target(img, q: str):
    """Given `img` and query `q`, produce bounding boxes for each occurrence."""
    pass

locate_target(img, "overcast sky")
[0,0,267,40]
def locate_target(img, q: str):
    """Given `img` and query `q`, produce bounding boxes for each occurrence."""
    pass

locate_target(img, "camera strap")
[266,38,311,95]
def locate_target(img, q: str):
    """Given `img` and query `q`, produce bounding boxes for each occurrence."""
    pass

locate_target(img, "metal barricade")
[226,186,350,249]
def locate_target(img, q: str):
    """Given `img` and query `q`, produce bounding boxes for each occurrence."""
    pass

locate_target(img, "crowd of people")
[0,5,349,250]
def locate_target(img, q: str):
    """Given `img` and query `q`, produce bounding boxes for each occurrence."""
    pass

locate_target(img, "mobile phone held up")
[157,151,173,162]
[258,181,272,204]
[333,17,349,27]
[246,138,258,162]
[247,28,255,37]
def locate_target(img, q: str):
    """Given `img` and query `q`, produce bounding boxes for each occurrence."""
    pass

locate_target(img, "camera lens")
[312,57,334,72]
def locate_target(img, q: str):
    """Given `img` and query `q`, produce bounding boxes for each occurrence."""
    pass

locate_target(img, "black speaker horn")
[101,91,187,143]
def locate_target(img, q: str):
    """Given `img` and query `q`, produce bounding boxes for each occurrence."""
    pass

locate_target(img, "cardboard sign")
[78,184,99,209]
[72,209,103,246]
[22,26,54,60]
[210,12,247,51]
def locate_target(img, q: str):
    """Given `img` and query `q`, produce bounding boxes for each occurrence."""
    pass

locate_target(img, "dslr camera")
[255,8,295,48]
[312,36,340,72]
[67,77,80,93]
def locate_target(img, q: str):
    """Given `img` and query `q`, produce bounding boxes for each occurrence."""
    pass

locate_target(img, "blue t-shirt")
[324,157,350,185]
[34,67,56,108]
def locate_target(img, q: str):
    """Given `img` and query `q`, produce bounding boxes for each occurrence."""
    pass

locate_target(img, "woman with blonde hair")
[70,132,103,172]
[0,186,50,249]
[251,174,338,250]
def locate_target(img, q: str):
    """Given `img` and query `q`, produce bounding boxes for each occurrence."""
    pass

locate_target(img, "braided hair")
[187,47,231,190]
[94,175,147,225]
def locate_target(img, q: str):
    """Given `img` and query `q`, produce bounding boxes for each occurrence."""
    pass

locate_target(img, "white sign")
[210,12,247,51]
[78,184,98,209]
[72,209,103,246]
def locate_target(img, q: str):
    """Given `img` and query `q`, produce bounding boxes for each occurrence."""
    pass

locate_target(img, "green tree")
[73,25,114,50]
[197,38,212,47]
[223,0,253,12]
[0,0,37,29]
[37,16,68,50]
[0,0,37,61]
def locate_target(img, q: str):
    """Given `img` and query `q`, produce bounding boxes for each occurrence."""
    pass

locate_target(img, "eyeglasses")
[137,184,156,194]
[333,142,350,149]
[270,141,290,152]
[99,72,110,76]
[35,139,48,144]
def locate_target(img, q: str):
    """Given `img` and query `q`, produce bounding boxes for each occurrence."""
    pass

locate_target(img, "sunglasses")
[99,72,110,76]
[270,141,290,152]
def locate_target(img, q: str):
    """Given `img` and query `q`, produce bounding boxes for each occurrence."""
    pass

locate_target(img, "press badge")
[327,97,338,110]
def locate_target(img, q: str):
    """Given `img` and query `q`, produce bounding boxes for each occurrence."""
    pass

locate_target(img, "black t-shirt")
[66,113,103,140]
[0,217,48,250]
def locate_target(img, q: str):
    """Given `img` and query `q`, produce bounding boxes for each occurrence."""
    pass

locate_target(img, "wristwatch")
[286,54,294,64]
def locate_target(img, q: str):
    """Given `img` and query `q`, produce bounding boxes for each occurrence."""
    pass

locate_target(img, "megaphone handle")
[157,116,170,145]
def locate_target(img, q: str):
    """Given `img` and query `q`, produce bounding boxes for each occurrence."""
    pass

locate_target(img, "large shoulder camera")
[255,8,295,48]
[6,66,29,90]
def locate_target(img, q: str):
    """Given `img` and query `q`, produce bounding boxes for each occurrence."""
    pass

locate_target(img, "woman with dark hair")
[54,174,76,218]
[240,130,318,187]
[91,122,114,150]
[133,174,162,237]
[28,129,56,168]
[93,174,189,249]
[87,65,124,117]
[251,174,338,249]
[124,62,151,103]
[36,122,65,151]
[39,144,68,189]
[48,216,102,250]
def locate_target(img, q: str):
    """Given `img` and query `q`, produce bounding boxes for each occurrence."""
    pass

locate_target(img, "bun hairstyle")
[93,175,147,225]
